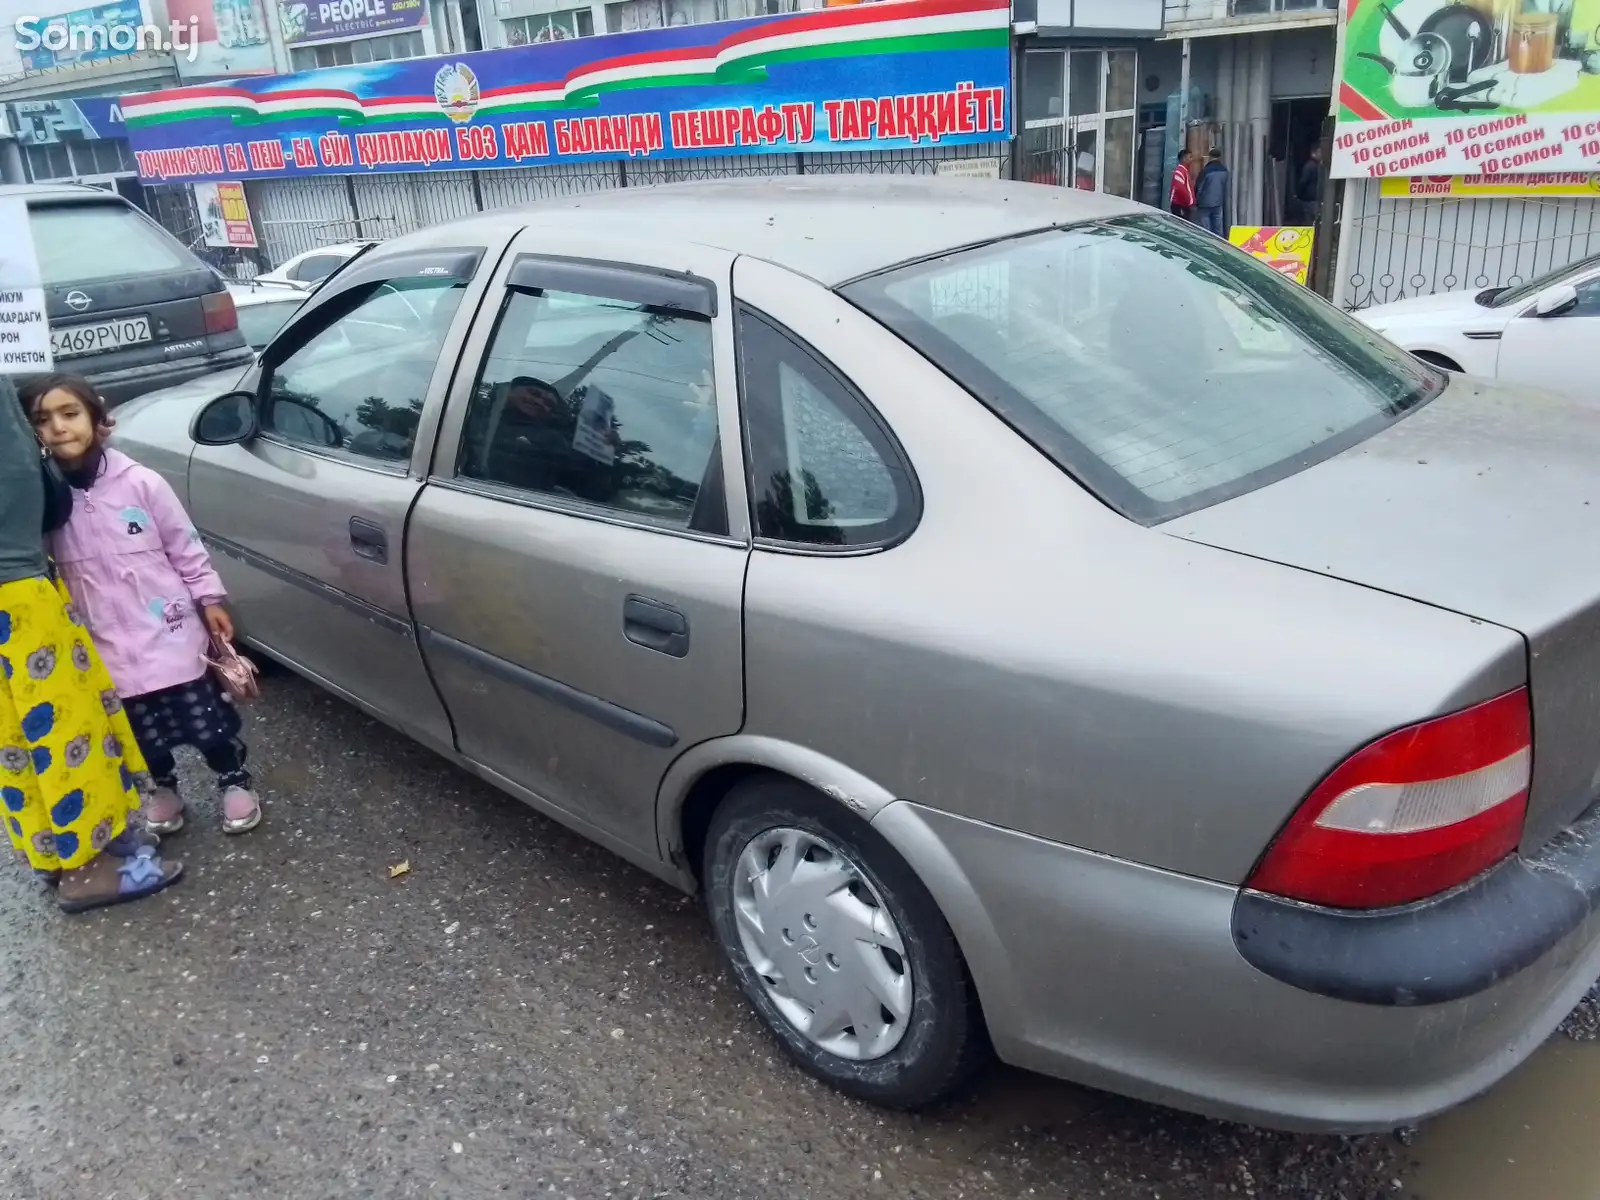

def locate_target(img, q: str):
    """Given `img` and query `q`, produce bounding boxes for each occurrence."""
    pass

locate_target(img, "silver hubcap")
[732,827,913,1061]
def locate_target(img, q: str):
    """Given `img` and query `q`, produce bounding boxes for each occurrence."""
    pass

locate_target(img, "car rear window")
[28,201,193,287]
[842,215,1444,524]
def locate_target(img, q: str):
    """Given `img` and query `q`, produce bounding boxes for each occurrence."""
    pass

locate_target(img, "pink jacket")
[48,448,225,699]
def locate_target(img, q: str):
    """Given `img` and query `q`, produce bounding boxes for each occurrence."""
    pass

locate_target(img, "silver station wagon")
[112,177,1600,1132]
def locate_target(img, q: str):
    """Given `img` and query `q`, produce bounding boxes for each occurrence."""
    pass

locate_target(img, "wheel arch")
[656,735,899,886]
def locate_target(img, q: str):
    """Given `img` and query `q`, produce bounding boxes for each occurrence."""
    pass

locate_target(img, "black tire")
[1413,351,1462,372]
[702,774,989,1109]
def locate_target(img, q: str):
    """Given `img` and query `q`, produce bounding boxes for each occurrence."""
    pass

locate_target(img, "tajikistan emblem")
[435,63,480,124]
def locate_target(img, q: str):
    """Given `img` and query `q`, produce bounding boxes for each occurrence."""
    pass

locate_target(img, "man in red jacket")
[1170,148,1197,220]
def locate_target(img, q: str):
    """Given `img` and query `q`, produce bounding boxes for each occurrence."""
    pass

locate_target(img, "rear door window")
[458,286,725,535]
[292,254,343,283]
[27,202,193,286]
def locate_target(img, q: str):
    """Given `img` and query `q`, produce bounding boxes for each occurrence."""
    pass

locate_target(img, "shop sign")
[1379,171,1600,196]
[1229,226,1316,286]
[122,0,1011,183]
[1334,0,1600,178]
[276,0,427,45]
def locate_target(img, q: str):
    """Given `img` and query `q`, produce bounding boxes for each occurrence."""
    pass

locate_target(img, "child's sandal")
[56,846,183,914]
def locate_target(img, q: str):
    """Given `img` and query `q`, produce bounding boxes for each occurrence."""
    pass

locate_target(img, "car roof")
[379,176,1146,287]
[1,182,131,205]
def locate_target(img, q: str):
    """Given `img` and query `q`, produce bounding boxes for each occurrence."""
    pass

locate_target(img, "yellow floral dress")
[1,572,147,872]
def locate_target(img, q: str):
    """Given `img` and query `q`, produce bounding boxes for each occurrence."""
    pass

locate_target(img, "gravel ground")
[1,673,1424,1199]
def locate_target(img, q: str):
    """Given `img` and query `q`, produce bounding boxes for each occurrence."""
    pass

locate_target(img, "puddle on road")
[1410,1038,1600,1200]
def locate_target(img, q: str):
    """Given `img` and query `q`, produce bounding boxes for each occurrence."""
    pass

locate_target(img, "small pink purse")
[206,636,260,703]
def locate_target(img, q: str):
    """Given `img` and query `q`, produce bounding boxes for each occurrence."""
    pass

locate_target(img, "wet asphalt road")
[0,673,1419,1200]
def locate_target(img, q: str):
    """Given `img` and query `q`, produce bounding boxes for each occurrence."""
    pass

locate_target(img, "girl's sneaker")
[142,786,185,834]
[221,786,261,834]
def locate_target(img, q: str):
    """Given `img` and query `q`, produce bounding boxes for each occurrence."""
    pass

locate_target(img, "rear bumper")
[92,347,254,406]
[872,801,1600,1132]
[1234,805,1600,1007]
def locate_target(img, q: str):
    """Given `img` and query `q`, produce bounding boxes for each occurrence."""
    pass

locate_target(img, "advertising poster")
[0,198,53,374]
[277,0,427,44]
[7,95,128,144]
[122,0,1011,182]
[16,1,147,71]
[194,180,259,246]
[1379,170,1600,195]
[1229,226,1316,286]
[1334,0,1600,178]
[165,0,277,78]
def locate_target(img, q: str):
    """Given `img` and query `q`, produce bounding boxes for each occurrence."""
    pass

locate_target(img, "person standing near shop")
[1295,144,1325,225]
[1194,149,1230,236]
[1170,149,1197,221]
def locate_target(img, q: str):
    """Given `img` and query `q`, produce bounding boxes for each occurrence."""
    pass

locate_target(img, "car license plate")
[50,316,153,359]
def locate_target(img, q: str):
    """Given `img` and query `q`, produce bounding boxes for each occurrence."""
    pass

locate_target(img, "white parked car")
[226,279,307,352]
[254,240,377,291]
[1357,253,1599,405]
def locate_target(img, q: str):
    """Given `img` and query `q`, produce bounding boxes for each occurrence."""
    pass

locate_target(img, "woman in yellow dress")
[1,374,182,911]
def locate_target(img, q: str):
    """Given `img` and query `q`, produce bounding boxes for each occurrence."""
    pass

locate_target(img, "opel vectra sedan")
[109,177,1600,1132]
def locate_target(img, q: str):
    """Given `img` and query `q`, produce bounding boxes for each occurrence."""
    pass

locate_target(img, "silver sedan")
[111,177,1600,1132]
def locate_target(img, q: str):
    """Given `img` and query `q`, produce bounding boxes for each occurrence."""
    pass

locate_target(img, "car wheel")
[702,775,988,1109]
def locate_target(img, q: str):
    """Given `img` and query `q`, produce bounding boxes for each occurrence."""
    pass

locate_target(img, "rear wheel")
[702,775,988,1109]
[1413,351,1462,372]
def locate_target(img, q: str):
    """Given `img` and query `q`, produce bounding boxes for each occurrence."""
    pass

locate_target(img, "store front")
[1019,46,1139,197]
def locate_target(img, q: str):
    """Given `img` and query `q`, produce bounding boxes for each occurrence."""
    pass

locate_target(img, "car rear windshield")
[28,201,194,287]
[843,216,1444,524]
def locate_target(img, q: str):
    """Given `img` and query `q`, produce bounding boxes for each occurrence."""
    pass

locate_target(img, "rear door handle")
[349,517,388,565]
[623,595,690,658]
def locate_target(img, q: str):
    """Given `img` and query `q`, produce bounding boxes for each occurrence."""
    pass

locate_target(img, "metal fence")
[136,145,1011,273]
[1335,178,1600,310]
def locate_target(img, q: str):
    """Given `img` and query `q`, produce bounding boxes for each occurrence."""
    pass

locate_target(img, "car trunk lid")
[1169,376,1600,855]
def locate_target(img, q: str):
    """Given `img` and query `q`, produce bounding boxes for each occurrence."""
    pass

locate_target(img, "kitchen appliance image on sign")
[1333,0,1600,178]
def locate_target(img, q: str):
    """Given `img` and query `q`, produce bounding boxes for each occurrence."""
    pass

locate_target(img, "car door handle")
[349,517,388,565]
[623,595,690,658]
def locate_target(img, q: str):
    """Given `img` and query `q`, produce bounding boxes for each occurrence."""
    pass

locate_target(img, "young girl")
[26,375,262,836]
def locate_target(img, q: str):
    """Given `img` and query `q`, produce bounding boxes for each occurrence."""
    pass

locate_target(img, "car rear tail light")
[202,290,238,335]
[1245,688,1531,910]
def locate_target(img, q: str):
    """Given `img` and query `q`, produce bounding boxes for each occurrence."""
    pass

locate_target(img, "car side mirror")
[1534,283,1579,317]
[192,390,259,446]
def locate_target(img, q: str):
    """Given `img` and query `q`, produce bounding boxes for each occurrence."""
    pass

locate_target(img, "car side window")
[292,253,340,283]
[458,286,725,535]
[1571,277,1600,317]
[735,307,917,549]
[261,276,466,465]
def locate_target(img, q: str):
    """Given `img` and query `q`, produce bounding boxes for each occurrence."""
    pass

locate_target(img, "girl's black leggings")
[142,737,251,792]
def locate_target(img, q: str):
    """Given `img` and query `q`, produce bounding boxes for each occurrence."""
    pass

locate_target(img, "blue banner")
[124,0,1011,184]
